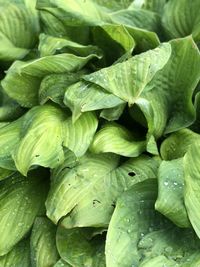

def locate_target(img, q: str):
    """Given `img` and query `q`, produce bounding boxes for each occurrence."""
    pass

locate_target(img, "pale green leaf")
[160,129,200,160]
[39,33,102,57]
[90,122,146,157]
[0,169,48,256]
[162,0,200,41]
[39,71,85,106]
[84,43,171,104]
[31,217,59,267]
[155,159,190,228]
[2,53,100,107]
[63,112,98,157]
[106,179,164,267]
[0,117,22,170]
[56,227,105,267]
[184,140,200,238]
[13,104,68,176]
[134,37,200,138]
[46,153,159,226]
[64,81,125,121]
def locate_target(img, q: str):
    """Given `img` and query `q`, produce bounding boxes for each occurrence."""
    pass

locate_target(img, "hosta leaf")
[0,0,39,62]
[110,9,160,33]
[92,24,135,66]
[0,117,22,170]
[134,37,200,138]
[39,33,102,57]
[2,53,100,107]
[64,81,125,121]
[100,103,126,121]
[0,168,14,181]
[0,169,48,256]
[0,238,31,267]
[46,153,159,226]
[38,9,90,45]
[190,92,200,133]
[155,159,190,228]
[139,256,176,267]
[54,259,71,267]
[30,217,59,267]
[162,0,200,42]
[39,71,85,106]
[13,104,68,176]
[138,228,200,266]
[63,112,98,157]
[36,0,112,26]
[130,0,167,14]
[160,129,200,160]
[84,43,171,104]
[184,141,200,238]
[56,227,105,267]
[106,179,166,267]
[90,122,146,157]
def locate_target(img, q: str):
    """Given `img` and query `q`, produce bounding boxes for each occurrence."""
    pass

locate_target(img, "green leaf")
[36,0,112,26]
[92,24,135,66]
[139,255,176,267]
[84,43,171,104]
[138,228,200,266]
[190,91,200,133]
[0,117,22,170]
[0,169,48,256]
[162,0,200,42]
[105,179,164,267]
[184,140,200,238]
[0,0,39,62]
[160,129,200,160]
[30,217,59,267]
[0,168,14,182]
[130,0,167,14]
[63,112,98,157]
[155,159,190,228]
[13,104,68,176]
[0,238,31,267]
[111,9,160,33]
[39,71,85,106]
[90,122,146,157]
[100,103,126,121]
[2,53,100,107]
[64,81,125,121]
[54,259,71,267]
[56,226,105,267]
[134,37,200,138]
[46,153,159,226]
[39,33,102,57]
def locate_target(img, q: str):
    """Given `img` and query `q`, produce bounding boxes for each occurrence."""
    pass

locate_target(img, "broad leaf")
[155,159,190,228]
[0,239,31,267]
[56,226,105,267]
[160,129,200,160]
[162,0,200,42]
[64,81,125,122]
[13,104,68,176]
[31,217,59,267]
[184,140,200,238]
[0,169,48,256]
[63,112,98,157]
[90,122,146,157]
[46,153,159,226]
[84,43,171,104]
[133,37,200,138]
[2,53,100,107]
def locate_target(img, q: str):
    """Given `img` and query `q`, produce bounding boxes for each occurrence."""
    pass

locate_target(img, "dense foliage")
[0,0,200,266]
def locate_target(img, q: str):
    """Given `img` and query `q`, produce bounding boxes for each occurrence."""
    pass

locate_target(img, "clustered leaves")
[0,0,200,266]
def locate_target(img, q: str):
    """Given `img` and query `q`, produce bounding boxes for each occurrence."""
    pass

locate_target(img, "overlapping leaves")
[0,0,200,266]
